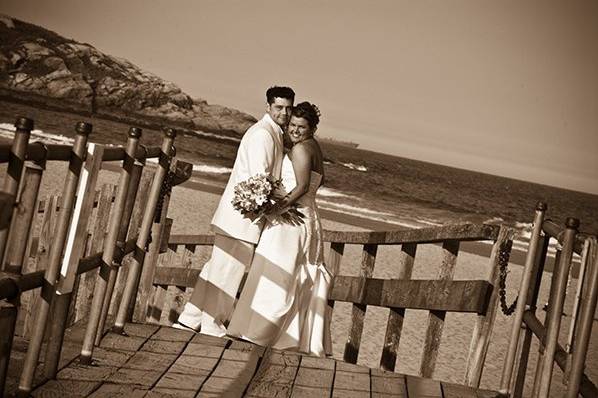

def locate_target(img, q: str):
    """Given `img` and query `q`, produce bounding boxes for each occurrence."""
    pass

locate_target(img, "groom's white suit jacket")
[211,113,284,244]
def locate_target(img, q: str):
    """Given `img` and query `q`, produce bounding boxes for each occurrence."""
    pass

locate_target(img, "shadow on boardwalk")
[6,321,501,397]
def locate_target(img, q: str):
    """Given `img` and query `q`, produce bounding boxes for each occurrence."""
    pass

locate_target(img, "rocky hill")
[0,14,256,137]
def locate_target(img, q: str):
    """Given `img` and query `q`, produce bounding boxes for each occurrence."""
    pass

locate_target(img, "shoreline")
[179,176,535,267]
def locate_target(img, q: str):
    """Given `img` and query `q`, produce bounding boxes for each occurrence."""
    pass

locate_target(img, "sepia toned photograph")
[0,1,596,397]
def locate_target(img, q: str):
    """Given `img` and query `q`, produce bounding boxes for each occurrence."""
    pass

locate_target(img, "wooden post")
[80,127,142,364]
[380,243,417,371]
[3,162,45,275]
[18,121,92,397]
[0,115,30,392]
[344,243,378,364]
[65,192,95,328]
[566,237,597,398]
[168,238,192,325]
[95,157,144,343]
[7,160,46,337]
[537,218,578,398]
[136,214,172,324]
[497,203,546,393]
[0,301,17,396]
[113,128,176,333]
[530,247,560,398]
[325,242,344,356]
[465,226,513,386]
[513,233,549,398]
[146,243,176,324]
[128,168,172,324]
[0,117,33,264]
[134,171,172,323]
[21,196,59,338]
[419,239,459,378]
[44,143,104,378]
[0,120,33,387]
[109,169,152,318]
[74,185,114,322]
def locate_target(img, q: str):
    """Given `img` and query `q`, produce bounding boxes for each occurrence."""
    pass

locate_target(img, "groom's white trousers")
[177,233,255,336]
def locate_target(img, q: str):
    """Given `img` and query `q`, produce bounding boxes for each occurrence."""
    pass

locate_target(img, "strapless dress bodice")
[281,155,322,206]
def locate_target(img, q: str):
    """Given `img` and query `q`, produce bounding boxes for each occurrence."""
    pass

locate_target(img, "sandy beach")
[166,179,597,397]
[5,160,597,397]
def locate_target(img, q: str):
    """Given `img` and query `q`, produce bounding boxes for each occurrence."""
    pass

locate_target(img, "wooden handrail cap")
[75,122,93,135]
[128,127,142,138]
[565,217,580,229]
[163,128,177,138]
[15,116,34,131]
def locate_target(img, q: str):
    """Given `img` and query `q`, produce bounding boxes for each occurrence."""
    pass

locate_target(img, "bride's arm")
[278,143,312,208]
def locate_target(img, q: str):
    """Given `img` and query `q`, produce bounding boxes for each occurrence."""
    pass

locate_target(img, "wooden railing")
[133,222,511,389]
[1,116,596,398]
[0,116,190,396]
[500,203,598,398]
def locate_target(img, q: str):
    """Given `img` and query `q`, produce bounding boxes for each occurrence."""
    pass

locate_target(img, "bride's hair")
[291,102,321,129]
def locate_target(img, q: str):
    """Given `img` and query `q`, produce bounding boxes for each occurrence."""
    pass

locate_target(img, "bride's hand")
[271,186,287,201]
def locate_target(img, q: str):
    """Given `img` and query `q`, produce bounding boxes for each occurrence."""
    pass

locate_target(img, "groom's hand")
[279,207,305,225]
[264,199,304,225]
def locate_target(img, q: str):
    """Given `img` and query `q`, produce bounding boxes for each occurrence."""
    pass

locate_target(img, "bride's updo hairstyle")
[291,102,321,131]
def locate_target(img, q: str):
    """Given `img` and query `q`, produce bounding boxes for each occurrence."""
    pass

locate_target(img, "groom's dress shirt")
[211,113,284,244]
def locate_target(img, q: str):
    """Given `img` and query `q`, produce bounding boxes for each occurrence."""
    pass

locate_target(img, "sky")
[2,0,597,194]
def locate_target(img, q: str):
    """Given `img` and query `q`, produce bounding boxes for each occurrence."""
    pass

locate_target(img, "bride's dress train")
[227,155,332,356]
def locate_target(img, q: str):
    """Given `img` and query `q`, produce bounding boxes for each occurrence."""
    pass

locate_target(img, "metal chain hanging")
[154,144,177,222]
[155,168,175,222]
[146,145,176,251]
[498,239,518,315]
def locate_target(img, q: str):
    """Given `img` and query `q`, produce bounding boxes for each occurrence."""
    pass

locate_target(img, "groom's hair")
[266,86,295,104]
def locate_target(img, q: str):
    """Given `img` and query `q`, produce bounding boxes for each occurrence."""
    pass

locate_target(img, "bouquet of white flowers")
[231,173,283,220]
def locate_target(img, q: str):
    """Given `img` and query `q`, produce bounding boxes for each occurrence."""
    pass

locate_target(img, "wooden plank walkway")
[6,322,501,397]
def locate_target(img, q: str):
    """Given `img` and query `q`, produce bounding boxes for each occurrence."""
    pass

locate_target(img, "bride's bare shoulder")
[290,140,310,155]
[292,139,321,154]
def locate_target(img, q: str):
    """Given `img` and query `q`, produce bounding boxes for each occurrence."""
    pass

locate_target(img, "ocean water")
[2,99,597,240]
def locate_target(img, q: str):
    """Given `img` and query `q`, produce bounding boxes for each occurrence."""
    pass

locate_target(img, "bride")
[227,101,332,357]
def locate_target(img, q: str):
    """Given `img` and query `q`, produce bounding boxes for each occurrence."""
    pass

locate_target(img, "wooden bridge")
[8,320,504,397]
[1,117,597,397]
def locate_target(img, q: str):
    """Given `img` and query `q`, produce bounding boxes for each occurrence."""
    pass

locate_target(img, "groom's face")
[267,97,293,127]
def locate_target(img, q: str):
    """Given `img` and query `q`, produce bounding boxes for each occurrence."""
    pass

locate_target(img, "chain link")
[154,168,175,223]
[154,145,177,222]
[146,146,175,251]
[498,239,518,315]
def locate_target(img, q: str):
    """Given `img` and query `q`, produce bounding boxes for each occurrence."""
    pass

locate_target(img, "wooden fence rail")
[0,142,162,163]
[1,115,596,398]
[135,223,510,388]
[135,209,597,397]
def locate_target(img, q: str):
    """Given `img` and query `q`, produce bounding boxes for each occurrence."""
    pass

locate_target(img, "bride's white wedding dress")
[227,155,332,356]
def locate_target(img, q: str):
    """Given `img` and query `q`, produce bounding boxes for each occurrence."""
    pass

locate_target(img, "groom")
[175,86,295,336]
